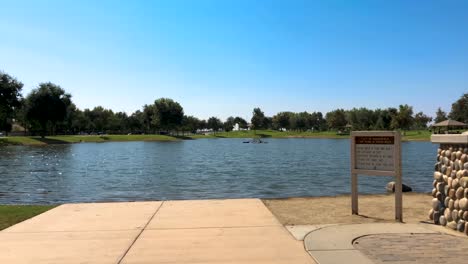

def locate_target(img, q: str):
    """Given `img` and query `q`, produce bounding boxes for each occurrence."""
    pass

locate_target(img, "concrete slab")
[308,250,374,264]
[4,201,162,232]
[304,223,437,251]
[285,225,336,241]
[0,230,139,264]
[303,223,443,264]
[148,199,280,229]
[121,227,315,264]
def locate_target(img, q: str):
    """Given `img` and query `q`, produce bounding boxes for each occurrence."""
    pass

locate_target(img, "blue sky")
[1,0,467,120]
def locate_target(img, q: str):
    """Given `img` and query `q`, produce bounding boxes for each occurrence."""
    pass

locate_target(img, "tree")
[207,117,222,134]
[182,115,201,133]
[128,110,144,133]
[24,82,71,137]
[434,107,448,123]
[251,107,266,131]
[272,112,293,130]
[152,98,184,133]
[233,116,248,129]
[325,109,347,130]
[374,108,394,130]
[391,104,414,131]
[0,72,23,135]
[413,112,432,129]
[449,93,468,123]
[142,104,156,133]
[223,116,235,132]
[347,108,377,130]
[311,112,327,131]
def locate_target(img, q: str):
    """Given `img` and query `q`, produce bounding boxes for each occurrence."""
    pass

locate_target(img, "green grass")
[0,130,431,146]
[206,130,346,139]
[0,205,56,230]
[399,130,432,141]
[194,129,431,141]
[0,134,179,146]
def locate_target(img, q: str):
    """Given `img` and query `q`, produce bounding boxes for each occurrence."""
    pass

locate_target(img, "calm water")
[0,138,436,204]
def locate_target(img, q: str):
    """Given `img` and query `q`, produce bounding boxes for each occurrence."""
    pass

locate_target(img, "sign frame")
[350,131,402,222]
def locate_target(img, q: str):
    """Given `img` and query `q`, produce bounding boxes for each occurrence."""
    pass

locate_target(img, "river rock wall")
[429,144,468,235]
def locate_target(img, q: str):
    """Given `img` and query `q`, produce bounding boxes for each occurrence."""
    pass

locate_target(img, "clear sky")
[1,0,467,120]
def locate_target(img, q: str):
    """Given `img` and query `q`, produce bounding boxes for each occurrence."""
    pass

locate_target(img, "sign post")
[350,131,402,222]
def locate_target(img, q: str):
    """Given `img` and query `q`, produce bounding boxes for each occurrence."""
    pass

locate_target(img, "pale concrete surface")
[0,199,315,264]
[122,227,313,264]
[431,134,468,144]
[0,230,139,264]
[303,223,441,264]
[4,201,162,232]
[354,233,468,264]
[310,250,374,264]
[304,223,436,251]
[285,224,336,240]
[148,198,280,229]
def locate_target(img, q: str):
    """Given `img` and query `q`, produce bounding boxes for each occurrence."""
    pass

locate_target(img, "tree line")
[1,71,467,137]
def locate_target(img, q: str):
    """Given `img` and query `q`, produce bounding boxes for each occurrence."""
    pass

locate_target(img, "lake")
[0,138,436,204]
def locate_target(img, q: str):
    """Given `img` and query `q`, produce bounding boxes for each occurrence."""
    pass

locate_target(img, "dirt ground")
[263,193,431,225]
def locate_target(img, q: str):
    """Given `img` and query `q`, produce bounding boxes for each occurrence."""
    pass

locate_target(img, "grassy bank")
[0,205,55,230]
[0,130,431,146]
[0,134,179,146]
[198,129,432,141]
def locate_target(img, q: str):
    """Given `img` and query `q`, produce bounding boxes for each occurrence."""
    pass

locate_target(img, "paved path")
[302,223,467,264]
[354,233,468,264]
[0,199,315,264]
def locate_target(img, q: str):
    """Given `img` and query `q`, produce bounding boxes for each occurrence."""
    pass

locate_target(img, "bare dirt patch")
[263,193,431,225]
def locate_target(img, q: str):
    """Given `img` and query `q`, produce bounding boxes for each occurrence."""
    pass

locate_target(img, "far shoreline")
[0,130,431,146]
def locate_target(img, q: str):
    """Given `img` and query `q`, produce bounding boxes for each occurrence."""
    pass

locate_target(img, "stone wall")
[429,144,468,235]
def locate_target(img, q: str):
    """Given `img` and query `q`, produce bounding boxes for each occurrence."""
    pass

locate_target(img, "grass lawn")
[193,129,431,141]
[0,205,55,230]
[0,134,178,146]
[0,130,431,146]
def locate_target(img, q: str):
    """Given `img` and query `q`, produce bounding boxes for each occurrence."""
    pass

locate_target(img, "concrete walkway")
[0,199,315,264]
[302,223,465,264]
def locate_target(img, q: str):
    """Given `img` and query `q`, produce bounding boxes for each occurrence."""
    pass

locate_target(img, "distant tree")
[85,106,114,133]
[325,109,347,130]
[264,116,273,129]
[182,115,201,133]
[391,104,414,131]
[413,112,432,129]
[311,112,327,131]
[233,116,248,129]
[0,72,23,135]
[251,107,266,131]
[207,117,222,134]
[128,110,144,133]
[448,93,468,123]
[199,119,207,130]
[142,104,156,133]
[292,112,310,131]
[223,116,235,132]
[24,82,71,137]
[152,98,184,133]
[113,112,129,133]
[434,107,448,123]
[59,103,81,134]
[374,108,395,130]
[347,108,377,130]
[272,112,293,130]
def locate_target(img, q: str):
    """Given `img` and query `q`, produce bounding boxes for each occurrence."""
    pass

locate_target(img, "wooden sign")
[351,131,402,222]
[355,136,395,171]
